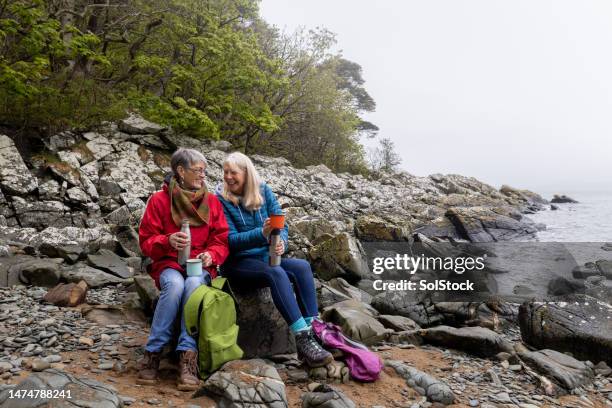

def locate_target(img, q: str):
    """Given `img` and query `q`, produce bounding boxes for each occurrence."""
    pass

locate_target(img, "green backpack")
[184,277,243,378]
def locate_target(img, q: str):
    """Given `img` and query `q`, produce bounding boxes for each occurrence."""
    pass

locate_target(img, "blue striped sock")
[304,316,315,326]
[289,317,309,333]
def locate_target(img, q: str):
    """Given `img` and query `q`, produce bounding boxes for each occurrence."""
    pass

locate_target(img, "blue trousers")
[145,268,210,353]
[223,258,318,326]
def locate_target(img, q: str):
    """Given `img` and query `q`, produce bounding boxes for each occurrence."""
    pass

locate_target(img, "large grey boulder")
[61,263,124,288]
[445,206,541,242]
[201,359,288,408]
[321,300,392,346]
[233,287,296,358]
[519,295,612,365]
[519,349,594,392]
[301,383,356,408]
[0,369,121,407]
[87,249,133,279]
[419,325,514,357]
[11,258,64,287]
[378,314,420,331]
[309,233,369,282]
[385,360,455,405]
[0,135,38,195]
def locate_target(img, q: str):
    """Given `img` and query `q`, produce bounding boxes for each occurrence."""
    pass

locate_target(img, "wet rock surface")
[519,295,612,366]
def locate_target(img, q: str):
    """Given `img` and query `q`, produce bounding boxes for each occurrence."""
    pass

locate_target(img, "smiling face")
[223,163,246,196]
[177,160,206,190]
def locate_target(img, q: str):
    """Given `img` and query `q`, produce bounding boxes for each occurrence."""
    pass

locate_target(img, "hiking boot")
[136,350,161,385]
[295,329,333,368]
[177,350,200,391]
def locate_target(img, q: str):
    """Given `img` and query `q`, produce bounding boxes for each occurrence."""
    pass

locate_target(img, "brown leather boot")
[177,350,200,391]
[136,350,161,385]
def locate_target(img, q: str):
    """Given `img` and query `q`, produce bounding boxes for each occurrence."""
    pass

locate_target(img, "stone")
[133,274,160,313]
[355,214,412,241]
[551,194,578,203]
[12,198,72,229]
[87,249,133,279]
[114,226,141,257]
[301,383,356,408]
[66,186,90,205]
[105,205,132,226]
[572,263,604,279]
[0,135,38,195]
[31,359,51,372]
[309,233,369,282]
[371,292,444,327]
[519,295,612,365]
[378,314,421,331]
[321,300,391,346]
[386,360,455,405]
[596,259,612,278]
[201,359,288,408]
[232,287,296,358]
[418,326,514,357]
[39,242,85,264]
[86,134,115,160]
[325,277,372,304]
[105,150,156,200]
[79,337,94,347]
[445,206,540,242]
[119,113,166,134]
[12,258,63,287]
[0,369,121,407]
[61,263,124,288]
[38,179,60,200]
[43,281,88,307]
[43,131,78,152]
[519,349,594,391]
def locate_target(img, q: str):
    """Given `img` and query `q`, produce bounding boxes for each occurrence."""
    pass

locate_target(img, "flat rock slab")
[519,349,594,391]
[87,249,132,279]
[0,368,121,407]
[371,291,444,327]
[385,359,455,405]
[419,325,514,357]
[61,263,124,288]
[201,359,288,408]
[519,295,612,366]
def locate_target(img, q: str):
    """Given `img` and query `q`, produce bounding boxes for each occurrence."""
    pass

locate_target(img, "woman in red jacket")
[137,148,229,391]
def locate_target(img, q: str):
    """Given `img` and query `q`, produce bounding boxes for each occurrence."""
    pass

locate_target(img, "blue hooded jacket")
[215,182,289,263]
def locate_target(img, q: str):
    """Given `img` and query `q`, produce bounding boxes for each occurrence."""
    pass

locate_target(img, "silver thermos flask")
[178,219,191,266]
[269,229,281,266]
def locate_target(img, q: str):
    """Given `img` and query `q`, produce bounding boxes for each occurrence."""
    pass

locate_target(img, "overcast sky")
[259,0,612,195]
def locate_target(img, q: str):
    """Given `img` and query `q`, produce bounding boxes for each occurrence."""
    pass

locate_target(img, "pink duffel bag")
[312,319,383,382]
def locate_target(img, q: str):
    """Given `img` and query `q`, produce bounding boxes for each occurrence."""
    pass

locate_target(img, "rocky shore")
[0,116,611,407]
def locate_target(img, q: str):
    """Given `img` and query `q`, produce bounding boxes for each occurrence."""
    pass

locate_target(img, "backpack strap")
[184,285,209,337]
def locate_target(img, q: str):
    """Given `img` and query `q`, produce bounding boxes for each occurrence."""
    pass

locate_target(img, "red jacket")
[139,184,230,289]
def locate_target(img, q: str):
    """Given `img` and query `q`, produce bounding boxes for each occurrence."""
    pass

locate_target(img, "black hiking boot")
[295,329,333,368]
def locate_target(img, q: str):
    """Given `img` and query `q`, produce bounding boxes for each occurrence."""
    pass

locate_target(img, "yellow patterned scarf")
[168,177,209,227]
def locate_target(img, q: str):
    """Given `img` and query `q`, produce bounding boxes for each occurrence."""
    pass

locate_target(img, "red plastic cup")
[269,214,285,229]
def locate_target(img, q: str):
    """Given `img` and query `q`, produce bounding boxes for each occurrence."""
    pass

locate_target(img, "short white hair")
[171,148,207,174]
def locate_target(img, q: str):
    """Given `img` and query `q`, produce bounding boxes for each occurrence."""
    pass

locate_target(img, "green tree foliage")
[0,0,383,174]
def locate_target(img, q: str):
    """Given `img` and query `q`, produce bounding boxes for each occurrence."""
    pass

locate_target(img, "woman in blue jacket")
[216,152,332,367]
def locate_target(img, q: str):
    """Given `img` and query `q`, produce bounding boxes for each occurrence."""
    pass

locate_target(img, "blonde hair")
[222,152,263,211]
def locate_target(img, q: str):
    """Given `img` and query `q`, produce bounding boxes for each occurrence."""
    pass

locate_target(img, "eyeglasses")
[187,167,206,175]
